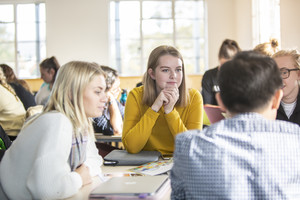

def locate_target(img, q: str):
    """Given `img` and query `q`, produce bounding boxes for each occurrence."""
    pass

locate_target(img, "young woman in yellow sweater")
[122,45,203,155]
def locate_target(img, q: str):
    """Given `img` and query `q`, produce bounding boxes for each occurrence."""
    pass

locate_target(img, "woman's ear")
[148,68,155,80]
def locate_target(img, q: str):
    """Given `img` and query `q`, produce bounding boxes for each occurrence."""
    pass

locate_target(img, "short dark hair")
[100,65,118,91]
[218,51,282,113]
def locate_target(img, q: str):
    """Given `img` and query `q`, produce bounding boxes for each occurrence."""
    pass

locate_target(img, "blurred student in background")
[122,45,203,155]
[273,49,300,126]
[0,61,106,199]
[253,38,279,57]
[0,68,25,141]
[201,39,241,105]
[35,56,60,105]
[0,64,36,110]
[93,66,124,135]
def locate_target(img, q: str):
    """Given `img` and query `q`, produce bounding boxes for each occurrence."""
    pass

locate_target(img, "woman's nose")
[170,71,176,79]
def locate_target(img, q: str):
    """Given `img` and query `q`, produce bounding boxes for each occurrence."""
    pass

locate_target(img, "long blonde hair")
[28,61,106,137]
[0,67,18,100]
[142,45,188,107]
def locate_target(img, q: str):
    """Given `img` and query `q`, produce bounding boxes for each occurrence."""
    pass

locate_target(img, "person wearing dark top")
[273,49,300,126]
[93,66,124,135]
[0,64,36,110]
[9,83,36,110]
[201,39,241,105]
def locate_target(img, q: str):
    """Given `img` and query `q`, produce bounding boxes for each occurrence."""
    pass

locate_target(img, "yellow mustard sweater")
[122,86,203,155]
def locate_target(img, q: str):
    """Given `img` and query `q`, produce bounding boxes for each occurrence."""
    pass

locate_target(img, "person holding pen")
[0,61,107,199]
[122,45,203,155]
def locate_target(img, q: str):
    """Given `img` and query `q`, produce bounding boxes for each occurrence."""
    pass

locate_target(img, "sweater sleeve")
[26,113,82,199]
[165,89,203,136]
[122,89,160,153]
[84,135,103,177]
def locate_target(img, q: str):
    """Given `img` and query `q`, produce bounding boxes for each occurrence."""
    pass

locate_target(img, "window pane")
[143,39,173,59]
[175,1,204,19]
[0,5,14,22]
[143,19,173,39]
[17,23,36,41]
[119,39,141,74]
[177,39,203,74]
[39,22,46,41]
[18,41,40,78]
[121,57,141,76]
[0,24,15,42]
[38,3,46,22]
[143,1,172,19]
[17,4,35,22]
[0,42,15,61]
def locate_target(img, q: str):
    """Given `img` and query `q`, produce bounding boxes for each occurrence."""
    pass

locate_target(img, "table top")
[65,165,171,200]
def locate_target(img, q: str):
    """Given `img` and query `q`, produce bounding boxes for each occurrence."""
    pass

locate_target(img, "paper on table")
[128,159,173,176]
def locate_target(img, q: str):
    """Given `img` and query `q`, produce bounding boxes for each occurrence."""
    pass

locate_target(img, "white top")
[281,100,297,119]
[35,82,51,105]
[0,111,103,199]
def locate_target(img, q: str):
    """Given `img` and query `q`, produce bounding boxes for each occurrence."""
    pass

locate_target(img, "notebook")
[204,104,225,124]
[89,175,169,198]
[103,150,161,166]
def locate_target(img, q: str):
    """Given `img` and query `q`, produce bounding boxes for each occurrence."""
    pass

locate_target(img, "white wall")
[46,0,109,66]
[280,0,300,50]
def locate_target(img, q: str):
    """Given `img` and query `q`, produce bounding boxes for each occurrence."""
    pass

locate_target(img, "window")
[252,0,280,46]
[0,2,46,78]
[110,0,207,76]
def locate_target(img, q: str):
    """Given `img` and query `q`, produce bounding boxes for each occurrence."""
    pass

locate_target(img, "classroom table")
[95,133,122,148]
[65,165,171,200]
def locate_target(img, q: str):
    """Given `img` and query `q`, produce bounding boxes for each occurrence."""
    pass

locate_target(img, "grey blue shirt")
[171,113,300,200]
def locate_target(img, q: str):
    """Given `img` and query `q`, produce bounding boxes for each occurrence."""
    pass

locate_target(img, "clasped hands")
[151,84,179,114]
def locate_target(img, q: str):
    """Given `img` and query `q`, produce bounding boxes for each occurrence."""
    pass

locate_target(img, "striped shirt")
[171,113,300,200]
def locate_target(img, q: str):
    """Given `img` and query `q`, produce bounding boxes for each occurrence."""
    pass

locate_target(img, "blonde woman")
[273,50,300,126]
[122,45,203,155]
[0,68,25,141]
[0,61,107,199]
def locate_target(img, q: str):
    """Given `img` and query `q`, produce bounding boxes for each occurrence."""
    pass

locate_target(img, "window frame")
[0,1,46,79]
[109,0,208,76]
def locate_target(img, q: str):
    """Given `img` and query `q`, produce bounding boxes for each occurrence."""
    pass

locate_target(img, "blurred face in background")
[274,55,300,103]
[40,67,55,83]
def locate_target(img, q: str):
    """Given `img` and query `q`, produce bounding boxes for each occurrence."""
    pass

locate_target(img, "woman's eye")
[176,68,182,72]
[162,69,169,72]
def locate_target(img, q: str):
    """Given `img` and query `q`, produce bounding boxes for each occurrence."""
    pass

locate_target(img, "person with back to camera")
[0,68,25,141]
[171,51,300,199]
[122,45,203,155]
[253,38,279,57]
[201,39,241,105]
[35,56,60,105]
[0,61,107,199]
[273,49,300,126]
[93,65,124,135]
[0,64,36,110]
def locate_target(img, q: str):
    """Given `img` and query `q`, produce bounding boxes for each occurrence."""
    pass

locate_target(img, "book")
[129,159,173,176]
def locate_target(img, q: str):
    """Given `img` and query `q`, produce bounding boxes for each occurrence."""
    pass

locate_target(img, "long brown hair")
[0,64,32,93]
[142,45,188,107]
